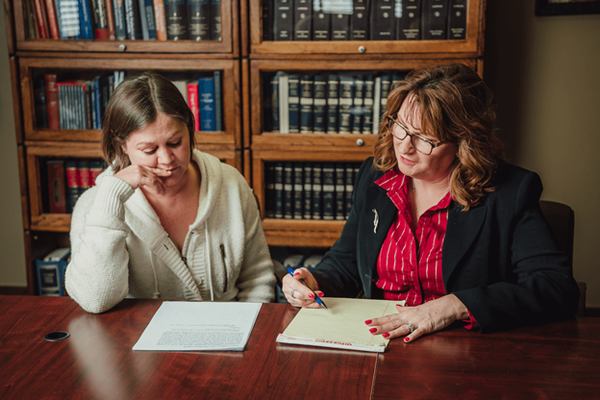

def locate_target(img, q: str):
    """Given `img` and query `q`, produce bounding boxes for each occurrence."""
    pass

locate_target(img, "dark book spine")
[211,0,221,40]
[65,159,80,213]
[199,77,216,131]
[271,73,280,132]
[78,0,95,39]
[370,0,396,40]
[165,0,188,40]
[351,75,365,134]
[422,0,448,40]
[331,13,349,40]
[379,74,392,118]
[124,0,143,39]
[274,162,284,218]
[344,162,355,218]
[337,75,354,134]
[84,81,92,129]
[57,83,65,129]
[351,0,369,40]
[213,71,222,131]
[303,163,312,219]
[288,75,300,133]
[294,0,311,40]
[293,163,304,219]
[397,0,421,40]
[447,0,466,40]
[47,159,66,214]
[334,163,346,220]
[265,163,275,218]
[44,73,59,130]
[89,160,104,185]
[362,74,374,134]
[188,0,210,41]
[299,75,314,133]
[273,0,293,40]
[311,162,322,219]
[311,5,330,40]
[322,163,335,220]
[113,0,127,40]
[312,75,327,133]
[262,0,273,41]
[90,0,109,39]
[283,162,294,219]
[36,261,60,296]
[34,78,48,129]
[326,74,339,134]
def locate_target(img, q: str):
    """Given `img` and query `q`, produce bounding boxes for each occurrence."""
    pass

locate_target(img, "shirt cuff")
[462,309,479,330]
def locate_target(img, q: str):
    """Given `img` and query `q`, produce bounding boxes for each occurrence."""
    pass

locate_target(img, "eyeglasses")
[386,116,446,156]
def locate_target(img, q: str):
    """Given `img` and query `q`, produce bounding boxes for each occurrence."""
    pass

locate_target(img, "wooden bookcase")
[5,0,487,293]
[247,0,486,248]
[5,0,243,294]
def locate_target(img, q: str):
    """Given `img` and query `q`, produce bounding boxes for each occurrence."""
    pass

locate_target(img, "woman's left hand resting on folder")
[282,268,325,308]
[365,294,469,343]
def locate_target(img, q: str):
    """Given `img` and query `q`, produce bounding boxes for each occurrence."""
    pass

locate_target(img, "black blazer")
[312,158,580,333]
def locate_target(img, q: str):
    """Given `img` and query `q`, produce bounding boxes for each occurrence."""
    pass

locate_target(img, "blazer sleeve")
[452,170,580,332]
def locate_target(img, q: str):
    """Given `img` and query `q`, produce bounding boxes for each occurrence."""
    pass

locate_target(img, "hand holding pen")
[286,267,328,310]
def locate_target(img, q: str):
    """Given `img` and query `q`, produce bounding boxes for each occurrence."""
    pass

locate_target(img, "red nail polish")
[294,272,300,276]
[382,333,390,338]
[369,328,377,333]
[364,320,372,325]
[404,337,410,342]
[308,293,314,299]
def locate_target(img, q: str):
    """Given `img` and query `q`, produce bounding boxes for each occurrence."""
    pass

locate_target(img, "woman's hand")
[281,267,325,308]
[365,294,470,343]
[114,164,173,195]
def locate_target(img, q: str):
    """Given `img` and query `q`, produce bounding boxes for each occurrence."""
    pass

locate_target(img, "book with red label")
[77,160,92,196]
[65,160,80,213]
[33,0,50,38]
[153,0,167,40]
[44,73,60,130]
[89,160,105,185]
[47,159,67,214]
[187,82,200,131]
[44,0,60,38]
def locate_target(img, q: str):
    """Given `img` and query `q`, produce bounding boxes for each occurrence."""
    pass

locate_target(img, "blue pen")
[287,267,328,310]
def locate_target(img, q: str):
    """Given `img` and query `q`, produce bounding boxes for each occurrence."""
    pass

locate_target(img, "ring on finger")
[290,288,295,299]
[406,323,415,334]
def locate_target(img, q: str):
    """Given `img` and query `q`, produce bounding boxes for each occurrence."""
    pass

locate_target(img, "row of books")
[36,247,70,296]
[265,0,467,41]
[35,71,124,130]
[46,158,106,213]
[26,0,222,41]
[266,71,406,134]
[35,71,222,132]
[173,72,223,132]
[264,161,362,221]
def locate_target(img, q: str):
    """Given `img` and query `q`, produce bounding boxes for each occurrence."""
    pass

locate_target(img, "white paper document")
[132,301,262,352]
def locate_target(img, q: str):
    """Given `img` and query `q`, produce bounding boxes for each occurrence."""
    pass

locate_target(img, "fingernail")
[396,304,404,307]
[308,293,314,299]
[369,328,377,333]
[382,333,390,338]
[404,337,410,342]
[364,320,372,325]
[294,271,300,276]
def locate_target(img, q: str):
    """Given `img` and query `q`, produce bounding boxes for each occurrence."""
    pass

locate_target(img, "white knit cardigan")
[66,150,275,313]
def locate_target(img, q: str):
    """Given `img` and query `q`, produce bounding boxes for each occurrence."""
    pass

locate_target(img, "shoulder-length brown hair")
[373,63,505,210]
[100,71,196,173]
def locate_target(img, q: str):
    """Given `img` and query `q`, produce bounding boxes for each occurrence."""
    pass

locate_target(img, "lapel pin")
[372,209,379,233]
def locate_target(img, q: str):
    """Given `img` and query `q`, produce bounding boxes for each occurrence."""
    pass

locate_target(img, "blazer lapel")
[442,202,487,284]
[364,182,396,278]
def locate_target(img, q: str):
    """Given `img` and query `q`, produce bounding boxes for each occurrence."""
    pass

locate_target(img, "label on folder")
[277,298,403,353]
[133,301,262,352]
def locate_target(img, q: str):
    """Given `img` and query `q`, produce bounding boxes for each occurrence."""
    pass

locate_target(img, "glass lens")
[412,137,433,155]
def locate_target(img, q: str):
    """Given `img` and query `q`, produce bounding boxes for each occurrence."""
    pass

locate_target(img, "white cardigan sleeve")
[65,176,135,313]
[235,184,276,303]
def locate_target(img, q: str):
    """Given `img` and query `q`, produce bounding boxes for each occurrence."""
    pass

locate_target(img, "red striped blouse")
[375,169,477,329]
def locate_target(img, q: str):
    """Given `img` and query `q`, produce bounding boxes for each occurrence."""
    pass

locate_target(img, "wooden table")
[1,295,599,399]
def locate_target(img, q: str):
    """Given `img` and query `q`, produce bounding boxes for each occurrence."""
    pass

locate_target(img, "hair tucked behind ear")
[100,71,196,173]
[373,63,505,210]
